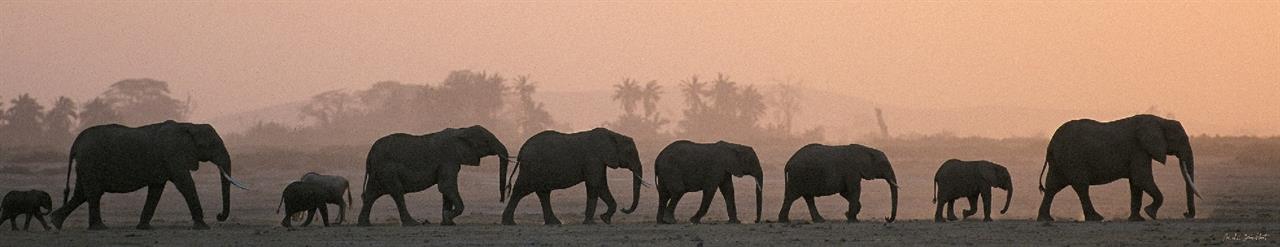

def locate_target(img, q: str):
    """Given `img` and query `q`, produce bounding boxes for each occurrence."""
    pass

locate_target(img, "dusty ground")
[2,151,1277,246]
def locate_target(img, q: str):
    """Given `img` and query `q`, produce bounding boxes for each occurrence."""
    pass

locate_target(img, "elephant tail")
[1038,153,1050,193]
[62,149,75,205]
[276,191,285,214]
[503,160,522,201]
[931,180,938,203]
[346,186,353,208]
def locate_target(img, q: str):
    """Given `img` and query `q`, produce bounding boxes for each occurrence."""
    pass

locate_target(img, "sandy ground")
[2,153,1277,246]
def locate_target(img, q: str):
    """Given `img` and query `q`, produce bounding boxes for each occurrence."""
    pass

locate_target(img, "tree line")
[0,78,191,150]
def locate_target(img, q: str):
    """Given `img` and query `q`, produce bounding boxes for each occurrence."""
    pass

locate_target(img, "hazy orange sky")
[2,2,1277,136]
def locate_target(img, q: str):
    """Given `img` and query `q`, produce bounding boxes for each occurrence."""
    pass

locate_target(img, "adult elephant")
[1037,114,1200,222]
[932,159,1012,222]
[778,144,898,223]
[654,140,762,224]
[500,128,642,225]
[50,120,248,230]
[358,125,509,226]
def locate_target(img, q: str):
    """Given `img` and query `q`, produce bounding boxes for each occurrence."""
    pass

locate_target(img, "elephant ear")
[452,136,483,166]
[725,144,751,177]
[602,130,626,169]
[980,164,1000,187]
[1138,121,1169,164]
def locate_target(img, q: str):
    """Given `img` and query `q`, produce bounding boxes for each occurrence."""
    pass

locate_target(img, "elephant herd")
[2,114,1201,231]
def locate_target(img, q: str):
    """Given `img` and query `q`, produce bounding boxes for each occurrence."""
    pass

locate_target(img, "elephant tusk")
[633,173,652,188]
[887,180,899,188]
[1179,161,1202,199]
[756,182,763,192]
[221,170,250,190]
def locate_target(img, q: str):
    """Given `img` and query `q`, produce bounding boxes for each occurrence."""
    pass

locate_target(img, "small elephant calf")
[932,159,1012,222]
[277,181,334,227]
[1,190,54,231]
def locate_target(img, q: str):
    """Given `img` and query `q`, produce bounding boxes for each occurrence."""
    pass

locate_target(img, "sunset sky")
[2,2,1277,136]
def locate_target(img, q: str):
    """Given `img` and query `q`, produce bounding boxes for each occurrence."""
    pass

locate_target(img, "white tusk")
[633,173,652,188]
[221,170,250,190]
[887,180,900,188]
[756,182,763,191]
[1179,161,1202,199]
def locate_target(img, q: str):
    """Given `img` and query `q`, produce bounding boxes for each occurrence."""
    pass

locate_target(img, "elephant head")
[594,128,643,214]
[853,146,898,223]
[978,162,1013,214]
[1135,115,1199,218]
[183,123,246,221]
[718,141,763,223]
[450,126,511,202]
[34,190,53,215]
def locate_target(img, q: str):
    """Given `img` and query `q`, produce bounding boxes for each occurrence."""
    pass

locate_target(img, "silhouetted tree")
[438,70,507,127]
[300,89,358,127]
[612,78,642,116]
[678,74,767,140]
[79,97,121,130]
[766,78,802,133]
[44,96,77,144]
[101,78,191,125]
[3,94,45,145]
[641,80,663,119]
[512,75,554,137]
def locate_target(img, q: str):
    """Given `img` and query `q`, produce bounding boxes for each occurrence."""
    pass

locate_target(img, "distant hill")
[203,88,1131,140]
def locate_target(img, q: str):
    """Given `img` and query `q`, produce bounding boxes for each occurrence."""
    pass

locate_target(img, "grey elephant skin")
[278,181,334,227]
[501,128,642,225]
[299,172,351,225]
[50,120,247,230]
[1,190,53,231]
[932,159,1011,222]
[358,125,509,226]
[1037,114,1200,222]
[654,140,762,224]
[778,144,899,223]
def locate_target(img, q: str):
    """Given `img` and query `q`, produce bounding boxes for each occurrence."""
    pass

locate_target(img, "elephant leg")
[171,173,209,229]
[137,183,165,230]
[337,203,346,225]
[51,190,86,229]
[439,165,464,226]
[598,184,618,224]
[23,214,32,230]
[656,189,671,224]
[6,215,16,231]
[843,183,861,223]
[357,190,383,226]
[388,191,420,226]
[777,192,799,223]
[582,186,600,225]
[302,209,316,226]
[1071,183,1104,221]
[86,193,107,230]
[981,187,993,222]
[536,191,561,225]
[1037,172,1069,221]
[934,199,947,222]
[962,195,978,219]
[281,210,293,228]
[803,196,824,223]
[313,204,325,227]
[690,186,719,224]
[666,192,686,224]
[35,214,50,230]
[1128,181,1145,221]
[719,178,740,224]
[946,199,958,221]
[501,188,533,225]
[1136,175,1164,220]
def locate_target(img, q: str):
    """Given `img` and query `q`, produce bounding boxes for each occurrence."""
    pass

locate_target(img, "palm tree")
[612,78,642,115]
[679,75,706,112]
[44,96,78,142]
[640,80,663,119]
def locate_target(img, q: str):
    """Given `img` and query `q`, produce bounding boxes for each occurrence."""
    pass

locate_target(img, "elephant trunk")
[754,175,763,223]
[1180,151,1198,218]
[886,178,898,223]
[1001,183,1012,214]
[497,143,510,202]
[620,166,641,214]
[216,160,232,222]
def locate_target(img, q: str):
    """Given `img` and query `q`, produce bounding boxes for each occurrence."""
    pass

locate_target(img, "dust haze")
[1,2,1278,246]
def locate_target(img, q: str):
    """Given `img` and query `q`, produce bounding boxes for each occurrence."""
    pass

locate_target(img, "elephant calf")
[1,190,54,231]
[300,172,351,225]
[277,181,334,227]
[932,159,1012,222]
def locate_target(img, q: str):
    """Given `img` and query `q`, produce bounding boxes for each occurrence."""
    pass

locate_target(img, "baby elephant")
[299,172,351,225]
[277,181,335,227]
[933,159,1012,222]
[1,190,54,231]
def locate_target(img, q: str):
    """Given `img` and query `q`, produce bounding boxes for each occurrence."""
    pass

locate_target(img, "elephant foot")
[689,217,702,224]
[50,212,66,230]
[441,220,456,226]
[1083,214,1104,222]
[357,221,373,227]
[727,218,741,224]
[1036,215,1054,222]
[1128,215,1145,222]
[777,217,790,224]
[192,222,210,230]
[1183,210,1196,219]
[934,217,945,223]
[400,220,420,227]
[502,219,516,225]
[811,217,826,223]
[983,217,993,222]
[88,224,108,231]
[544,217,562,225]
[947,215,959,221]
[846,218,859,223]
[136,223,154,230]
[599,214,612,224]
[1143,206,1160,220]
